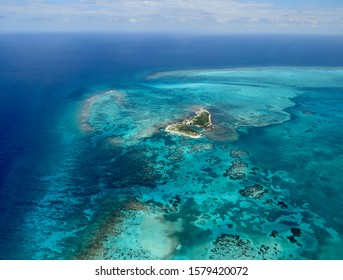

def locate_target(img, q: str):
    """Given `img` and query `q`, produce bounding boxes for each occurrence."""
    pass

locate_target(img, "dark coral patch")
[224,161,248,180]
[239,184,268,199]
[291,228,302,237]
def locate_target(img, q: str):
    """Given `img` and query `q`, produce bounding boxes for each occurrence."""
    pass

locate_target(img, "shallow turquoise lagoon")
[13,67,343,259]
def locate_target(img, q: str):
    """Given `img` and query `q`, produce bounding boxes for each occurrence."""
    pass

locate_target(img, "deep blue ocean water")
[0,33,343,259]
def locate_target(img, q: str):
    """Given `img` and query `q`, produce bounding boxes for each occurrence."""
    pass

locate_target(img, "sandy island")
[165,109,213,138]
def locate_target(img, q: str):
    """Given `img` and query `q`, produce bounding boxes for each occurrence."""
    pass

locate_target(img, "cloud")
[0,0,342,33]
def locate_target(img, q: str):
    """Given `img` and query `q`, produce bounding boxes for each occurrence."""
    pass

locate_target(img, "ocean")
[0,33,342,259]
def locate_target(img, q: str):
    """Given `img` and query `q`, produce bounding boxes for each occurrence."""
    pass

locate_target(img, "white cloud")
[0,0,342,33]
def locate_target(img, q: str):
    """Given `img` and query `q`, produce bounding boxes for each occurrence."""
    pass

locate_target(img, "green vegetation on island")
[165,109,212,138]
[191,110,211,127]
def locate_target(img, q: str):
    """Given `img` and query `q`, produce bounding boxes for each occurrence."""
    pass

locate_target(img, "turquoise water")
[1,34,343,260]
[31,67,343,259]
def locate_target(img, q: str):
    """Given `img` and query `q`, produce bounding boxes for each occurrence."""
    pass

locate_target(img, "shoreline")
[165,125,203,138]
[165,108,212,138]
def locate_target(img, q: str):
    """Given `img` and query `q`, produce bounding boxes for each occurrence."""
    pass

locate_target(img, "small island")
[165,109,213,138]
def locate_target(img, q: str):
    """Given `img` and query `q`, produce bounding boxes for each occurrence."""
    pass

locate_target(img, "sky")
[0,0,343,34]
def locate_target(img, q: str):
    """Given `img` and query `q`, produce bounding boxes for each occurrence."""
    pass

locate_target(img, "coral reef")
[291,228,301,237]
[277,201,288,209]
[169,195,181,212]
[224,161,248,180]
[190,143,215,154]
[206,156,222,166]
[239,184,268,199]
[210,234,253,260]
[287,228,302,246]
[229,149,248,159]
